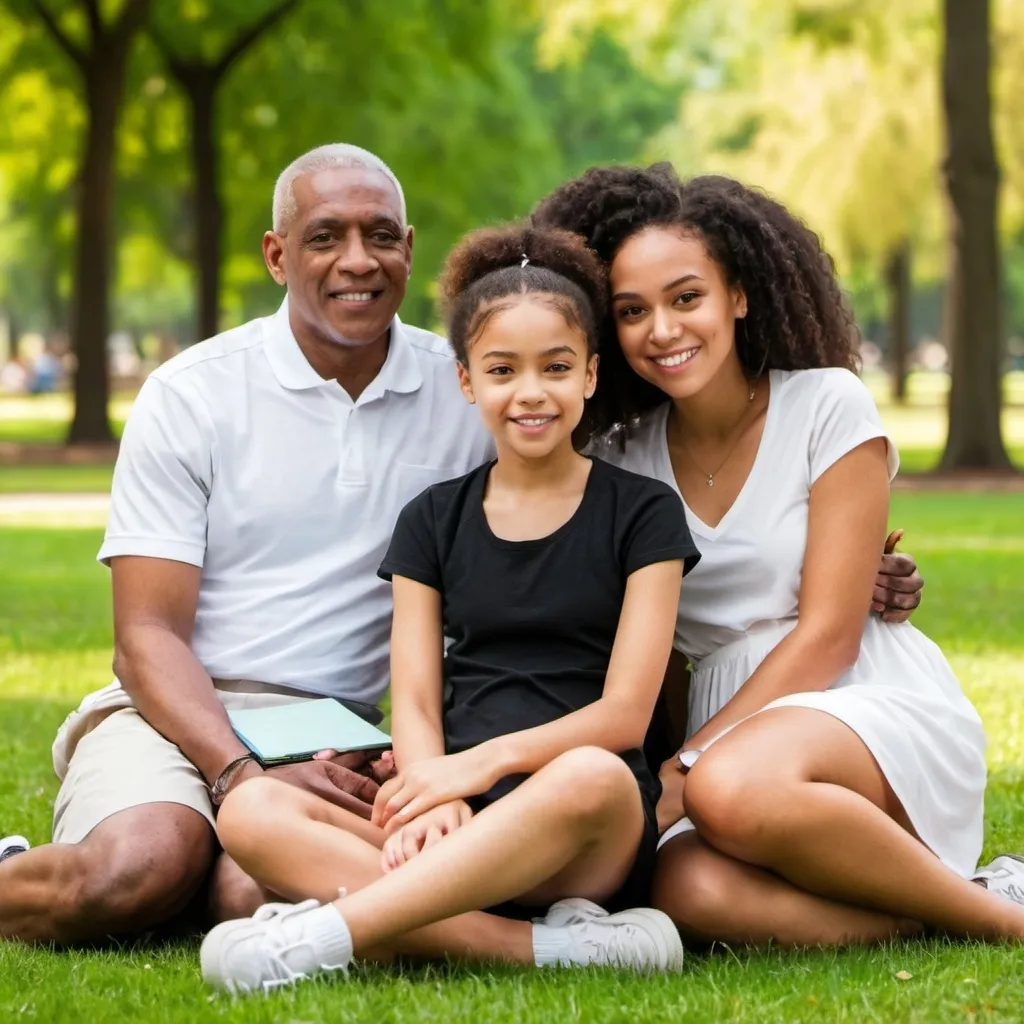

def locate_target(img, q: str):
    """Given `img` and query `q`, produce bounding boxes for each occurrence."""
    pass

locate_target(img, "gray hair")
[272,143,407,233]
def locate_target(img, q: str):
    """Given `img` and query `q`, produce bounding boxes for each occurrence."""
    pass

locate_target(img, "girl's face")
[457,296,597,460]
[609,226,747,402]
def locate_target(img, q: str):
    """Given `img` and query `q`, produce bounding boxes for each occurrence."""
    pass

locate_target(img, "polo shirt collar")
[264,297,423,397]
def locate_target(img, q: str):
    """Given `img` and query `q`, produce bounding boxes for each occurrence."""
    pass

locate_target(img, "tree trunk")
[885,242,912,405]
[67,62,122,444]
[186,70,222,342]
[939,0,1012,470]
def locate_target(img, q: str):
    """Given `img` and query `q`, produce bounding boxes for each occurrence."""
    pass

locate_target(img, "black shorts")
[469,775,660,920]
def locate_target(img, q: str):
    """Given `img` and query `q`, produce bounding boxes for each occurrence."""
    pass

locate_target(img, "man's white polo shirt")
[98,299,494,704]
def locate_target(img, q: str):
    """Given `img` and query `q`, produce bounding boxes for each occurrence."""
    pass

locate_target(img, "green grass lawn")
[1,493,1023,1021]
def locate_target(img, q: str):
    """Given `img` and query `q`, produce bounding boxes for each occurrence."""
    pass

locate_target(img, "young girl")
[532,165,1024,948]
[200,225,700,993]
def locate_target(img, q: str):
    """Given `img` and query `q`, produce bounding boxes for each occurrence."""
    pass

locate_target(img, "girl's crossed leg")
[202,746,682,992]
[654,707,1024,945]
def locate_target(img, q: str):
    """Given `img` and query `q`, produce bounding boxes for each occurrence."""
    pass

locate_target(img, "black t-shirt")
[378,456,701,806]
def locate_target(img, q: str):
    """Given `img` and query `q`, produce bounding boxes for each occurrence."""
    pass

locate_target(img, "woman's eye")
[487,366,513,376]
[547,362,572,373]
[675,291,700,305]
[618,305,644,319]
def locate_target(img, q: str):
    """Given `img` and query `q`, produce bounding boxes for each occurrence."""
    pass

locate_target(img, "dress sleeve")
[378,490,442,590]
[620,482,702,578]
[97,377,212,568]
[808,369,900,485]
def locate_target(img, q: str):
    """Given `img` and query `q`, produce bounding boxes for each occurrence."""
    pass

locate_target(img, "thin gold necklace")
[678,382,756,488]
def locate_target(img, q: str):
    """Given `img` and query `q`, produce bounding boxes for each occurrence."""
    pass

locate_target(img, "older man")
[0,145,492,943]
[0,145,922,944]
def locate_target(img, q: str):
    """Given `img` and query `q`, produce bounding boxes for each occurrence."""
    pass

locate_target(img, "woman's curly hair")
[439,223,607,367]
[532,163,861,438]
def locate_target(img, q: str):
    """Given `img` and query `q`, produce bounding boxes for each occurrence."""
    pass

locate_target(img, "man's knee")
[207,853,268,924]
[542,747,638,824]
[59,806,215,934]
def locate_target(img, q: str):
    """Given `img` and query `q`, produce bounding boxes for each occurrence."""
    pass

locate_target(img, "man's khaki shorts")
[51,681,318,845]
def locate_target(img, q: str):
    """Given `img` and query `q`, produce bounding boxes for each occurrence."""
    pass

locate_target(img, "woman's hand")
[380,799,474,872]
[372,749,495,834]
[656,759,687,835]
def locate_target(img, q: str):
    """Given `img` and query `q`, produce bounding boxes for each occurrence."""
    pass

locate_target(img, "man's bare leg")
[0,804,214,944]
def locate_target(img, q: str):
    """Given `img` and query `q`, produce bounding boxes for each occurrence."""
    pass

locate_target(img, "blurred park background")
[0,0,1021,477]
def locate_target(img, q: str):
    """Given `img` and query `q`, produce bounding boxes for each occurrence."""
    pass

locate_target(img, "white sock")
[532,922,589,968]
[301,903,355,968]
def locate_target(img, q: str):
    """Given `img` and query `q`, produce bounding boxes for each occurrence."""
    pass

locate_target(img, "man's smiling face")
[263,166,414,352]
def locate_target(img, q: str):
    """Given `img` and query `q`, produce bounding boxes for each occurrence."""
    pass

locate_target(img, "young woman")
[199,225,701,993]
[532,165,1024,947]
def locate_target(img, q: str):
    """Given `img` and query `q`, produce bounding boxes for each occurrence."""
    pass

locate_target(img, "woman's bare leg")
[654,831,921,946]
[683,708,1024,941]
[218,746,648,960]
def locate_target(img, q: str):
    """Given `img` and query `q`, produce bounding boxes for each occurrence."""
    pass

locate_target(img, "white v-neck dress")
[600,368,987,876]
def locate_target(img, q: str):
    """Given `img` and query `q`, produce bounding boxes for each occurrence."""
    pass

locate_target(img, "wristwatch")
[677,749,701,774]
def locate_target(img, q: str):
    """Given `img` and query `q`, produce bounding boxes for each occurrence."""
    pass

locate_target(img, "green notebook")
[228,698,391,767]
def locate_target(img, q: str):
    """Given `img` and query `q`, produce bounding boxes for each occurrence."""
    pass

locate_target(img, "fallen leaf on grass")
[895,971,914,981]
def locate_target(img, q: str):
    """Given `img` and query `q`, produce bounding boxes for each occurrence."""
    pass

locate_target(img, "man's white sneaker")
[0,836,30,864]
[200,899,353,995]
[533,903,684,972]
[973,854,1024,906]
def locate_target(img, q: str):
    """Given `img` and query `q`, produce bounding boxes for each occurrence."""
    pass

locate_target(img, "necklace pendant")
[706,475,714,487]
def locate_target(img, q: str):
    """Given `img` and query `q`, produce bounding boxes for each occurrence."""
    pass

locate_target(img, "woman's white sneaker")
[973,854,1024,906]
[532,904,684,972]
[200,899,353,995]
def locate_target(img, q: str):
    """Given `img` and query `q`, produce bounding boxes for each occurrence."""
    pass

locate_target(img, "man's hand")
[872,529,924,624]
[372,749,494,834]
[656,759,687,835]
[381,799,474,872]
[225,757,381,819]
[313,748,397,785]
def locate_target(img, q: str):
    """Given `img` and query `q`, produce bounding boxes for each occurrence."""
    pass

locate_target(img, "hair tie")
[520,254,530,268]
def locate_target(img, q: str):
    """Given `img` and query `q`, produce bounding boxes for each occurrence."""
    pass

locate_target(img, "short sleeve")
[620,481,701,578]
[808,370,899,485]
[378,490,442,590]
[97,377,212,568]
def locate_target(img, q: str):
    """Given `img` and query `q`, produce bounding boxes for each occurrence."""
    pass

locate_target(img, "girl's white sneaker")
[200,899,353,995]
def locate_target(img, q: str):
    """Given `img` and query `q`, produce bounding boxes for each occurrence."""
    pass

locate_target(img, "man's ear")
[584,353,599,400]
[405,225,415,280]
[263,231,287,286]
[457,361,475,404]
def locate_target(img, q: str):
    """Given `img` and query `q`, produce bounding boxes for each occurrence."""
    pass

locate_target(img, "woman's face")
[609,226,747,401]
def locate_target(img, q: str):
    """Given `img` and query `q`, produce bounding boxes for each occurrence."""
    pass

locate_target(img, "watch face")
[679,749,700,769]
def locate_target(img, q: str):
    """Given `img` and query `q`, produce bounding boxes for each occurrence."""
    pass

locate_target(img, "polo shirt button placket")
[336,402,366,487]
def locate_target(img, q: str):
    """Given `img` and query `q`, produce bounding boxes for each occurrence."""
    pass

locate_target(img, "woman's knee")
[652,836,735,939]
[541,747,638,824]
[684,749,774,847]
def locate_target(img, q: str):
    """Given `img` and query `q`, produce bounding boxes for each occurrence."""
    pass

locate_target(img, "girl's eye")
[547,362,572,373]
[617,305,644,320]
[675,291,700,305]
[487,365,513,376]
